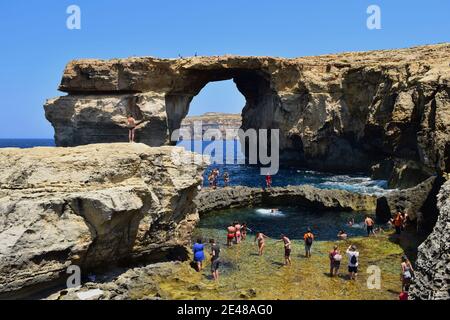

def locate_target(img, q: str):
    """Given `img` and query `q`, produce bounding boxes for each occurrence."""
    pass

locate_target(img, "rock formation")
[45,44,450,187]
[375,176,445,232]
[195,186,377,214]
[0,143,206,297]
[409,180,450,300]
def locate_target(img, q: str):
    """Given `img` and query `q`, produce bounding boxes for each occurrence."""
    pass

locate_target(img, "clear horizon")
[0,0,449,138]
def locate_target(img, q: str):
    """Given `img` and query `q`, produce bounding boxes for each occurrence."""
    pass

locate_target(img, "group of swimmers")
[192,217,415,301]
[207,169,230,189]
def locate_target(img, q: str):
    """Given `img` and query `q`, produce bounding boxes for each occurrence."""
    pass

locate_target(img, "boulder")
[0,143,206,296]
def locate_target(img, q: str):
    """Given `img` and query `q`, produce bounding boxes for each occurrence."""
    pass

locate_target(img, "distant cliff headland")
[180,112,242,140]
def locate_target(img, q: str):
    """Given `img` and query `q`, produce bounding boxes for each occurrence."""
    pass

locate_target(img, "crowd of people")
[192,208,414,299]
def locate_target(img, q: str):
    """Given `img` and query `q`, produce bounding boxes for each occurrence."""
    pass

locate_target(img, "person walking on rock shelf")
[192,239,205,272]
[364,216,375,236]
[346,245,359,280]
[277,234,292,266]
[210,239,221,282]
[400,255,414,292]
[303,228,314,258]
[255,232,269,256]
[329,245,342,277]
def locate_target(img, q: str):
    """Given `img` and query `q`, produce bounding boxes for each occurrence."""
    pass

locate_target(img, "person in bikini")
[277,234,292,266]
[254,232,269,256]
[226,223,236,247]
[234,221,242,244]
[241,222,252,241]
[127,115,137,143]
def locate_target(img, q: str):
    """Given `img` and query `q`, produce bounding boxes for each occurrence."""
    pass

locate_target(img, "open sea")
[0,139,390,195]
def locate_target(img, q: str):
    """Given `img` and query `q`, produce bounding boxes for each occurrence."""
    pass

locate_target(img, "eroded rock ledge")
[410,180,450,300]
[45,44,450,187]
[0,143,206,296]
[194,186,377,214]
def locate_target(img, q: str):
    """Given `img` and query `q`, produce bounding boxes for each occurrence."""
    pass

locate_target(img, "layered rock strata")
[194,186,377,214]
[0,143,206,296]
[409,180,450,300]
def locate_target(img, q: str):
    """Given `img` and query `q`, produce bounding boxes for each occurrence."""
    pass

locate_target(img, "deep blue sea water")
[0,139,390,195]
[0,139,55,148]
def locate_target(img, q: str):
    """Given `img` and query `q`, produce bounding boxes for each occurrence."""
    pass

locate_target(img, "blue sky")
[0,0,448,138]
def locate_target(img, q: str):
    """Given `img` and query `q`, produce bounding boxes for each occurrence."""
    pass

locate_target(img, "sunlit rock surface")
[0,143,206,296]
[410,180,450,300]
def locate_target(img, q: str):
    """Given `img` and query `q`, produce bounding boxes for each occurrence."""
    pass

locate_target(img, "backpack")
[305,234,313,245]
[350,254,358,265]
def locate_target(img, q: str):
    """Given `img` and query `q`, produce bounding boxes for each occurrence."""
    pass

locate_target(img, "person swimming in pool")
[254,232,269,256]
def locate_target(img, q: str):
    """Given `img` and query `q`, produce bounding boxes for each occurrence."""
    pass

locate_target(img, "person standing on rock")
[329,245,342,277]
[241,222,251,241]
[227,223,236,247]
[223,171,230,187]
[303,228,314,258]
[392,212,404,235]
[364,216,375,236]
[192,239,205,272]
[255,232,269,256]
[265,175,272,189]
[234,221,242,244]
[210,239,221,282]
[277,234,292,266]
[346,245,359,280]
[127,115,137,143]
[400,255,414,292]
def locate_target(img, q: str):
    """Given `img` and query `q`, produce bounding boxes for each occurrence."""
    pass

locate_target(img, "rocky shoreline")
[195,186,377,214]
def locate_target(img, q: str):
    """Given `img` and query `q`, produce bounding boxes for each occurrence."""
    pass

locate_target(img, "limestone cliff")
[45,44,450,187]
[180,112,241,140]
[0,144,206,296]
[409,180,450,300]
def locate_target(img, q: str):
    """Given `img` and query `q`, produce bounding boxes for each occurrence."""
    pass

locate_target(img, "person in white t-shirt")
[346,245,359,280]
